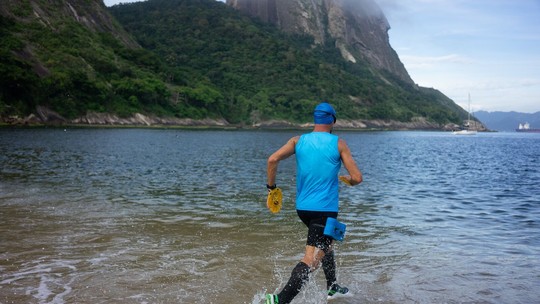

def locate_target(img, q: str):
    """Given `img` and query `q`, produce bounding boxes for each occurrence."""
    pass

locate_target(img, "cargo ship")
[516,122,540,133]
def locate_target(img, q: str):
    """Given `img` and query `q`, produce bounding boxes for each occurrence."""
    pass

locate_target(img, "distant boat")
[516,122,540,133]
[452,129,477,135]
[453,94,477,135]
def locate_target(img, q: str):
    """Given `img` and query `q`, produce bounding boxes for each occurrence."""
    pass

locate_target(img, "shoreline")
[0,108,484,132]
[0,119,463,132]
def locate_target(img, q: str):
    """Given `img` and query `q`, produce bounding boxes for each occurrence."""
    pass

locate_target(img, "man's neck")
[313,124,333,133]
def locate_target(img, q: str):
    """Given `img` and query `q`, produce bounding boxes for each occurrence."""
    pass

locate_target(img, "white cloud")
[378,0,540,112]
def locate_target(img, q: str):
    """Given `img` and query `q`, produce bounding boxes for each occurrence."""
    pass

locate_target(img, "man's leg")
[301,244,327,269]
[276,245,326,304]
[322,250,337,289]
[322,249,350,298]
[270,212,335,304]
[275,261,309,304]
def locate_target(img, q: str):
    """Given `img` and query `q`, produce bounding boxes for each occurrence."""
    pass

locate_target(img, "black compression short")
[297,210,338,253]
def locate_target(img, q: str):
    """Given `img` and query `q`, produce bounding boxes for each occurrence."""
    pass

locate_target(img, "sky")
[103,0,540,113]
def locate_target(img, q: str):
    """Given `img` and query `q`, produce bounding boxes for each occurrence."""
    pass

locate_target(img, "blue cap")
[313,102,336,124]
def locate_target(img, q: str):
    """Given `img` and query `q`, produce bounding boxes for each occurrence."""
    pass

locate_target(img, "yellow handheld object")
[266,188,283,213]
[339,176,352,186]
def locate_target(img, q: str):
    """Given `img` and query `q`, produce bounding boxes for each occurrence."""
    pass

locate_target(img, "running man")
[265,102,363,304]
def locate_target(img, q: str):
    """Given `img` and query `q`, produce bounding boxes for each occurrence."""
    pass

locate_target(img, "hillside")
[1,0,473,128]
[0,0,178,122]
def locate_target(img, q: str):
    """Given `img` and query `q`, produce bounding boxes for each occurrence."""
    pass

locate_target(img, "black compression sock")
[322,251,336,289]
[277,262,310,304]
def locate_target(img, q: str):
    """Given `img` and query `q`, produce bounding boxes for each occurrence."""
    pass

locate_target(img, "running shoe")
[265,294,278,304]
[327,283,350,299]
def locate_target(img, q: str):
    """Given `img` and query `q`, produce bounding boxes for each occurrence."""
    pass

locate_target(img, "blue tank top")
[295,132,341,212]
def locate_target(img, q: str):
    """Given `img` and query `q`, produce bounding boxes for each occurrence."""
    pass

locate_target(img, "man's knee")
[301,246,326,269]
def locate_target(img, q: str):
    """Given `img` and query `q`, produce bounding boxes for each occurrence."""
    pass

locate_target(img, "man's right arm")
[267,136,299,187]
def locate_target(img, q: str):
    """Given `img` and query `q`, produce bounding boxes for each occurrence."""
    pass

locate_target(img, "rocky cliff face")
[0,0,138,48]
[226,0,413,84]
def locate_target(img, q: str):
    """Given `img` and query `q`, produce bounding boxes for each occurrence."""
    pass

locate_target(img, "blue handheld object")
[324,217,346,241]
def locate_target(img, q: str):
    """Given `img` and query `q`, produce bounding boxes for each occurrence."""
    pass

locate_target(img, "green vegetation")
[0,0,181,120]
[0,0,467,125]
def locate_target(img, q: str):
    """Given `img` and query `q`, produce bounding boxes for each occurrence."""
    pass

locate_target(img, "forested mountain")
[1,0,472,128]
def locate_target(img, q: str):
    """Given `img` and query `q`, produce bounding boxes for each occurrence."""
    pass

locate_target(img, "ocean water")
[0,128,538,304]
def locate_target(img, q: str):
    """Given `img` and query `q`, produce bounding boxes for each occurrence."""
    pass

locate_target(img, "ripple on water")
[1,130,539,303]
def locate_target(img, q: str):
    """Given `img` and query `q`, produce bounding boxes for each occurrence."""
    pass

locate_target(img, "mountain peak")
[226,0,413,84]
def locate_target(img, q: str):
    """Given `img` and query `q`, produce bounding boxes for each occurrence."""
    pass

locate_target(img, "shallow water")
[0,128,539,303]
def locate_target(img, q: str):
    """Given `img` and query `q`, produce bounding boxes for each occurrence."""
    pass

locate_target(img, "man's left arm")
[338,139,363,186]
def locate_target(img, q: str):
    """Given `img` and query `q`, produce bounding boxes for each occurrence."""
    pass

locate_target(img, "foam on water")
[1,259,77,304]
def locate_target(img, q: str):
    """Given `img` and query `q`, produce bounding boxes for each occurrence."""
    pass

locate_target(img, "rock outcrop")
[1,107,229,127]
[226,0,413,84]
[72,112,229,127]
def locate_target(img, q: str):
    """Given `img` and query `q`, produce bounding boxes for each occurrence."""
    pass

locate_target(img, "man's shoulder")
[337,137,351,152]
[288,135,301,145]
